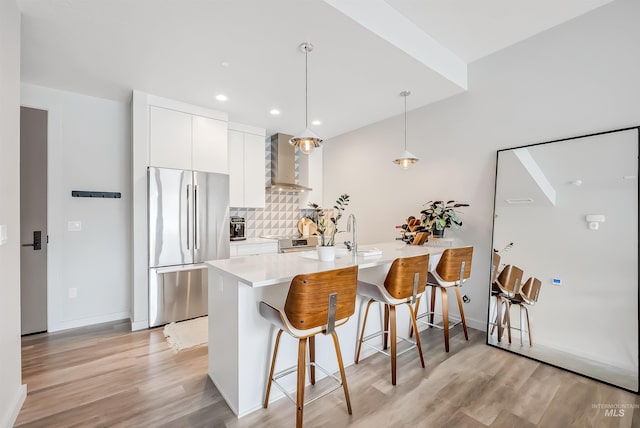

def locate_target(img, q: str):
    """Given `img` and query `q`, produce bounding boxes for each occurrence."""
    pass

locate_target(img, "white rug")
[163,316,208,351]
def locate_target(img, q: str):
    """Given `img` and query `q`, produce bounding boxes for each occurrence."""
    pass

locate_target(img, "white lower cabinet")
[230,240,278,257]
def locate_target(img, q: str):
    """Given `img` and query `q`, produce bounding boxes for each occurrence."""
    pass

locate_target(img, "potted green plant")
[308,194,350,261]
[420,200,469,238]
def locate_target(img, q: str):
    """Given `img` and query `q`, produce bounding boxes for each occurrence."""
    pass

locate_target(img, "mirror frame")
[487,125,640,393]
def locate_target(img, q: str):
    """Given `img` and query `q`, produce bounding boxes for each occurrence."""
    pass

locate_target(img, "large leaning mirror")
[488,126,639,392]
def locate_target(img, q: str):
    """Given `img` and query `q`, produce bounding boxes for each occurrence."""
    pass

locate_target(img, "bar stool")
[505,277,542,346]
[355,254,429,385]
[412,246,473,352]
[489,264,524,343]
[259,265,358,428]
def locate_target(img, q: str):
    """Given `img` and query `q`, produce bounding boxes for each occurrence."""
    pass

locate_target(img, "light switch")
[0,224,7,246]
[68,221,82,232]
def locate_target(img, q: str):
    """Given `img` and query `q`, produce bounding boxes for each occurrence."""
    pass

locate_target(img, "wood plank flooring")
[16,320,639,427]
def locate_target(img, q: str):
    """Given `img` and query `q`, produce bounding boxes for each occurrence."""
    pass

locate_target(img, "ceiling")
[18,0,614,139]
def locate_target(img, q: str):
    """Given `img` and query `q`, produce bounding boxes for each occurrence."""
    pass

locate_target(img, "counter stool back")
[260,265,358,428]
[355,254,430,385]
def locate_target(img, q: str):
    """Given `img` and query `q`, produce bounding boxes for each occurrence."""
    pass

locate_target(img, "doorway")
[20,106,48,335]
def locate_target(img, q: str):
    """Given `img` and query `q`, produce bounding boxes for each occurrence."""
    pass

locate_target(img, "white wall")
[21,84,131,332]
[0,1,27,426]
[323,0,640,331]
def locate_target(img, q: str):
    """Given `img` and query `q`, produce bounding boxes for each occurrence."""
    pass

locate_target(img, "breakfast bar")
[206,242,444,417]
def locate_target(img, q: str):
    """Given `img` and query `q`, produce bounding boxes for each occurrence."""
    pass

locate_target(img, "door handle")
[22,230,42,250]
[186,184,190,250]
[194,184,200,250]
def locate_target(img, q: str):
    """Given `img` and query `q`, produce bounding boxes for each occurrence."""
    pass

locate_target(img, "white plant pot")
[317,245,335,262]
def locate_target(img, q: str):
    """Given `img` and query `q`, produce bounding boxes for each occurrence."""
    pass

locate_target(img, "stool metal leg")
[296,338,307,428]
[264,329,283,408]
[383,304,389,350]
[308,336,315,385]
[331,331,353,415]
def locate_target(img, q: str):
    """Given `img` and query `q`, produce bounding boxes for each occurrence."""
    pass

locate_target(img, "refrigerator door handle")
[195,184,200,250]
[186,184,190,250]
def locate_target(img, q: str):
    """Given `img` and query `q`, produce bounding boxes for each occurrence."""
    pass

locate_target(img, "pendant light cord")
[404,93,407,151]
[305,44,309,129]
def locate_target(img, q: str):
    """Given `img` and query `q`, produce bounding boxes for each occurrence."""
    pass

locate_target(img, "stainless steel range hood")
[265,133,312,192]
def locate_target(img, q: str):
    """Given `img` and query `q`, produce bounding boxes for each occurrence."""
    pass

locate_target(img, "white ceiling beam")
[323,0,468,90]
[514,148,557,206]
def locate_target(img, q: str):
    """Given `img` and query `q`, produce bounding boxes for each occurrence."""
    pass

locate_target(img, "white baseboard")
[1,384,26,428]
[47,311,130,333]
[131,319,149,331]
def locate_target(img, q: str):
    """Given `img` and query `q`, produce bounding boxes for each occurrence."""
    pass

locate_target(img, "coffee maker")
[230,216,246,241]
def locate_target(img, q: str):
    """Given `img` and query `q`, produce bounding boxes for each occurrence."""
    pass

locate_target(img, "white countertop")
[207,241,445,287]
[229,238,278,246]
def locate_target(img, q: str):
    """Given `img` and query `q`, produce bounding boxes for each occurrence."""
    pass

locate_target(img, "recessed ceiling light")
[270,109,280,115]
[220,61,230,67]
[215,94,228,102]
[311,120,322,126]
[570,179,582,186]
[623,175,637,180]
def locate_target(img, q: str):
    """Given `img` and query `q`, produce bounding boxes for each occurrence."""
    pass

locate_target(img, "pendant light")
[290,42,322,155]
[393,90,419,170]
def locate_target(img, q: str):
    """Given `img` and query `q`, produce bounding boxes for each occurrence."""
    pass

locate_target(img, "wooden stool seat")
[260,265,358,428]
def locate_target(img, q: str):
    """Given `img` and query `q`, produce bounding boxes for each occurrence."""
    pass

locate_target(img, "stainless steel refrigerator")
[148,167,229,327]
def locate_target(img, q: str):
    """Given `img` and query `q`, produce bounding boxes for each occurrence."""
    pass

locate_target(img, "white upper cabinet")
[228,123,266,208]
[298,146,323,209]
[192,115,228,174]
[243,133,266,208]
[149,105,228,174]
[149,106,192,170]
[228,130,244,207]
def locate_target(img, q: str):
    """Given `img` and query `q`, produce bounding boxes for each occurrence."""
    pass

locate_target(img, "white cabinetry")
[229,240,278,257]
[228,123,266,208]
[149,106,228,174]
[298,146,323,208]
[192,115,228,174]
[149,107,192,170]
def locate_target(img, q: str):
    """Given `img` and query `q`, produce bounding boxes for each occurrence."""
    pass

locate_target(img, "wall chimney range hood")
[266,133,312,192]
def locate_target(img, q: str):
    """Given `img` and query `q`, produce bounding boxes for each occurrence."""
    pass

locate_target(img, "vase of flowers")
[420,200,469,238]
[308,194,350,261]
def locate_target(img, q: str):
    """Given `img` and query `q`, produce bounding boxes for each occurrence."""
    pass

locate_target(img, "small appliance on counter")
[261,235,318,253]
[230,216,246,241]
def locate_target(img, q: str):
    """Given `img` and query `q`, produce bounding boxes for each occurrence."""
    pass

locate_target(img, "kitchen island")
[206,241,445,417]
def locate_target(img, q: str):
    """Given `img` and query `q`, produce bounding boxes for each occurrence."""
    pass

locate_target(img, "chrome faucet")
[346,214,357,255]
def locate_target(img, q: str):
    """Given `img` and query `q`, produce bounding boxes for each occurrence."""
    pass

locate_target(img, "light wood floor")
[16,320,639,427]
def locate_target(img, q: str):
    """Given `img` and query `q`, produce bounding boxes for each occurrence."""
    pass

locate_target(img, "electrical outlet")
[462,295,470,304]
[69,288,78,298]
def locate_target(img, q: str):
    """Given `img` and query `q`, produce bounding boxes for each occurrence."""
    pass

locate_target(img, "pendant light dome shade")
[290,42,322,154]
[393,150,419,170]
[393,90,419,169]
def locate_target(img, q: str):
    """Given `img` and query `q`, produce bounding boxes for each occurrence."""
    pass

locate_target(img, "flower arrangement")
[308,194,350,246]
